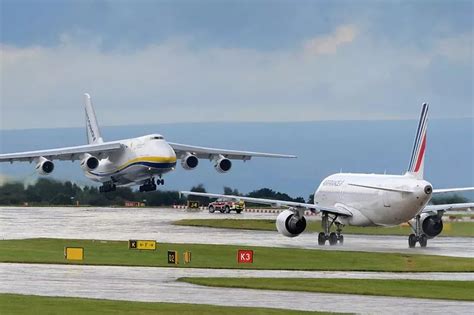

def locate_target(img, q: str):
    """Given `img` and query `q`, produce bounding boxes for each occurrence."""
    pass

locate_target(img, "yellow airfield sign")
[129,240,156,250]
[64,247,84,261]
[187,201,200,209]
[183,251,192,264]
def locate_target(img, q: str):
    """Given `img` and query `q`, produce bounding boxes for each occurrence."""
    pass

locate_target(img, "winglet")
[84,93,104,144]
[407,103,429,179]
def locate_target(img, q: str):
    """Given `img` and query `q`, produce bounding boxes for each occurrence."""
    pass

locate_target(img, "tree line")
[0,179,307,207]
[0,178,469,207]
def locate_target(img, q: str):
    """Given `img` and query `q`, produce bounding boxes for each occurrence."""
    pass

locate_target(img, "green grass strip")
[0,293,328,315]
[179,277,474,301]
[174,219,474,237]
[0,238,473,272]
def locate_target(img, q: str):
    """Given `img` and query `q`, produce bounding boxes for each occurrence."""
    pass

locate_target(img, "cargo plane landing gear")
[318,212,344,246]
[408,214,428,248]
[139,177,164,192]
[99,181,116,193]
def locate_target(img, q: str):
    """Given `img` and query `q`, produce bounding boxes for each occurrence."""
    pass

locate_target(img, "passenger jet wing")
[180,191,352,216]
[168,142,296,160]
[0,142,123,162]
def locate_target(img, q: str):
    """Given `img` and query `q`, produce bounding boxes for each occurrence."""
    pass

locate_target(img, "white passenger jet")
[0,94,295,192]
[182,103,474,248]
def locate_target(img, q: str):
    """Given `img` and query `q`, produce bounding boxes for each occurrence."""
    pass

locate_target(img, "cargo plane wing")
[0,93,296,192]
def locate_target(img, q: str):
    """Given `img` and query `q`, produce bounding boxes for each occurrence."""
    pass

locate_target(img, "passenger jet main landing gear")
[408,214,428,248]
[318,212,344,246]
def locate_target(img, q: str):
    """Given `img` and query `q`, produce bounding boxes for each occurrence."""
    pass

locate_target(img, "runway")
[1,207,472,258]
[1,206,473,314]
[1,263,473,314]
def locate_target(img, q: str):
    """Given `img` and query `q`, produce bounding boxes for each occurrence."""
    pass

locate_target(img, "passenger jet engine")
[36,157,54,175]
[214,156,232,173]
[420,213,443,238]
[80,154,99,171]
[181,153,199,170]
[276,210,307,237]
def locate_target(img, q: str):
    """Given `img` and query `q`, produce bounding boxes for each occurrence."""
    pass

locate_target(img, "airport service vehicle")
[208,199,245,213]
[0,94,295,193]
[182,103,474,248]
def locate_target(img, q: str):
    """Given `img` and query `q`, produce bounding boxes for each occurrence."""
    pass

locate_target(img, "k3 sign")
[237,250,254,263]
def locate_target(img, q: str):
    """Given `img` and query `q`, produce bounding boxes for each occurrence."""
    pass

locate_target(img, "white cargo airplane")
[182,103,474,248]
[0,93,296,192]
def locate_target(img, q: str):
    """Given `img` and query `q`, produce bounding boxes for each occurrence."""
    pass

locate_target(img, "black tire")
[219,208,226,213]
[236,209,242,214]
[408,234,417,248]
[419,234,428,248]
[208,206,215,213]
[329,232,338,246]
[225,206,231,213]
[338,234,344,245]
[318,232,326,246]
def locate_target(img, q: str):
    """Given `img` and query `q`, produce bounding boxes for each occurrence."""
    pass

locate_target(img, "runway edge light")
[64,247,84,261]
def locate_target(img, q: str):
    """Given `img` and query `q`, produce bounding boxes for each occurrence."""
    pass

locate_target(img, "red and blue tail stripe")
[408,103,429,178]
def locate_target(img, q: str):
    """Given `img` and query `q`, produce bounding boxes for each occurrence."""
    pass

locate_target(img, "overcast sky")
[1,0,472,130]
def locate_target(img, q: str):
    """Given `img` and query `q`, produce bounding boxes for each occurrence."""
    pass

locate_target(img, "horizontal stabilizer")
[423,203,474,214]
[433,187,474,194]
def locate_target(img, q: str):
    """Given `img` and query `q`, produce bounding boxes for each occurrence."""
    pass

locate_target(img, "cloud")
[0,24,472,130]
[435,33,472,63]
[303,25,357,56]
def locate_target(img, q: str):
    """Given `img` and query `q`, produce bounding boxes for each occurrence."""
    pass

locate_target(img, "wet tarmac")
[1,263,473,314]
[1,207,472,258]
[1,206,473,314]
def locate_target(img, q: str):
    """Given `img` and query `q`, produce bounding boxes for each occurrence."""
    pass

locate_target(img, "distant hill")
[1,119,473,199]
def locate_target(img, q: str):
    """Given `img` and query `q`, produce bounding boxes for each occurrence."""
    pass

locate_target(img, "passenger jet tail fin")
[407,103,429,179]
[84,93,104,144]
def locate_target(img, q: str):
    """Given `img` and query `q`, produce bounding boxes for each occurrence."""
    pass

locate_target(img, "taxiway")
[1,263,473,314]
[1,207,472,258]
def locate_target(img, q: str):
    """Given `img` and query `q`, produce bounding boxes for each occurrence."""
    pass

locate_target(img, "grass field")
[179,278,474,301]
[174,219,474,237]
[0,238,473,272]
[0,294,326,315]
